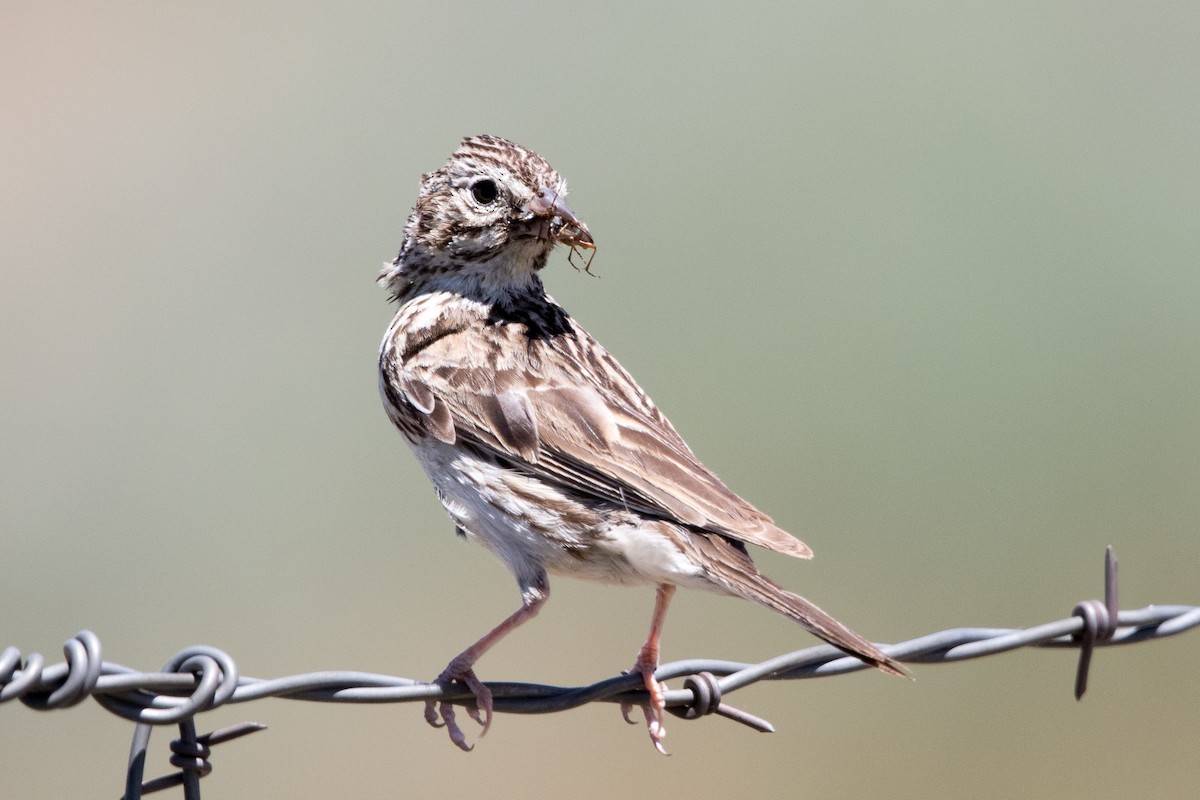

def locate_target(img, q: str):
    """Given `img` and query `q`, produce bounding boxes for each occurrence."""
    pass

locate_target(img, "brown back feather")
[385,298,813,559]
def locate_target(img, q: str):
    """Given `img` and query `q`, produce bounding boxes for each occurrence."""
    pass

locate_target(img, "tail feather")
[741,572,907,677]
[688,531,906,676]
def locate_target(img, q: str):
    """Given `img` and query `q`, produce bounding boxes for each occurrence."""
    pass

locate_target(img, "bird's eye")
[470,179,499,205]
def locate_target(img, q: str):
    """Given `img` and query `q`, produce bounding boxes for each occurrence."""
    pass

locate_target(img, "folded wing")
[389,317,813,560]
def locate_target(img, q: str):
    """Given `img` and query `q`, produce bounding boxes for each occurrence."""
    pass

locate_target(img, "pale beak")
[515,187,595,249]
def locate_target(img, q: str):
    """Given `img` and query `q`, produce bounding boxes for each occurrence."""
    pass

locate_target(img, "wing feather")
[386,310,812,559]
[484,391,540,462]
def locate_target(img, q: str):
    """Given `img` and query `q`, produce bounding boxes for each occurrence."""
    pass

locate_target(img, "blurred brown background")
[2,2,1198,798]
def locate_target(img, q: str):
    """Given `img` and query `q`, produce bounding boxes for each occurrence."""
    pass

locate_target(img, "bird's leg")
[427,585,547,751]
[621,583,676,755]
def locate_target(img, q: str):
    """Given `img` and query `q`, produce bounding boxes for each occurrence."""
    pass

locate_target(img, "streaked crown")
[380,135,592,303]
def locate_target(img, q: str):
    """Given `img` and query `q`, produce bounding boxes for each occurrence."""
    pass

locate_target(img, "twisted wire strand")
[2,546,1198,799]
[3,604,1196,723]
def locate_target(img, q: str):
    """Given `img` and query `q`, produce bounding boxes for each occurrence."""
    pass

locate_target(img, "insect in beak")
[529,187,598,276]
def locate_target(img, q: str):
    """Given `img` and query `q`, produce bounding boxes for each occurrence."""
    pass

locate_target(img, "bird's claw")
[636,702,669,755]
[425,665,493,751]
[424,699,475,751]
[623,661,670,755]
[423,701,446,728]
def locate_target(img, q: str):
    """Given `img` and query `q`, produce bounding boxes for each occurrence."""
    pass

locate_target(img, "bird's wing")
[386,313,812,559]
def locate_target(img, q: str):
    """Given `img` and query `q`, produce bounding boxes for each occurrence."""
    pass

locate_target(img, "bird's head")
[380,135,593,303]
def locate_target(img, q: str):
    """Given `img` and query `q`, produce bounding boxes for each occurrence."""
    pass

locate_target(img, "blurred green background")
[3,2,1198,797]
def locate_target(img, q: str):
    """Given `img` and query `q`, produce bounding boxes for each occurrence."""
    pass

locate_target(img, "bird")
[377,134,904,753]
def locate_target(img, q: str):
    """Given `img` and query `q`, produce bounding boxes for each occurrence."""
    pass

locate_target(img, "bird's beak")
[515,188,595,250]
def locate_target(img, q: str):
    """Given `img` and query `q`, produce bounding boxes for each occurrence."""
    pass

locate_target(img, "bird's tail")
[685,532,906,676]
[731,570,907,678]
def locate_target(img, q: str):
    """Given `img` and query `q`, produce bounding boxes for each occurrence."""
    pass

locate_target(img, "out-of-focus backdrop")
[3,3,1198,797]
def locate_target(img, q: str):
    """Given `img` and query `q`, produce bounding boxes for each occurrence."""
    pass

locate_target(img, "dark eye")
[470,178,499,205]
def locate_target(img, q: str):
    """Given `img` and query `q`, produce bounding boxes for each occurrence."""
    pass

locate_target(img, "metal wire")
[2,548,1197,799]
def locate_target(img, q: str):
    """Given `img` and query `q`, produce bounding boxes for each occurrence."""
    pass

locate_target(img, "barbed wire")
[3,548,1198,800]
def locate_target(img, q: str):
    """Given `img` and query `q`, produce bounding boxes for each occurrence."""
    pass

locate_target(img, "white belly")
[408,438,709,591]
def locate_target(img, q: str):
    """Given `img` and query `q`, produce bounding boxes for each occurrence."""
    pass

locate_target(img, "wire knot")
[667,671,775,733]
[1,630,102,711]
[132,722,266,798]
[1071,546,1119,700]
[167,733,213,779]
[680,671,722,718]
[134,645,241,725]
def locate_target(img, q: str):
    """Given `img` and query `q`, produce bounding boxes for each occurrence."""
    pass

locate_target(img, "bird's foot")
[425,660,492,752]
[620,656,669,755]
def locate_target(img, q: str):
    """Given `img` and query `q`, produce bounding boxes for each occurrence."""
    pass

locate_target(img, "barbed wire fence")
[3,547,1198,800]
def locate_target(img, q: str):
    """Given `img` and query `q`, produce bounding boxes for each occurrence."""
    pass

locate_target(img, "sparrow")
[378,134,904,753]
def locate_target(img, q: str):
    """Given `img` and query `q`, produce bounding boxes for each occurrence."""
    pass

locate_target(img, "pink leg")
[621,584,676,755]
[427,590,546,751]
